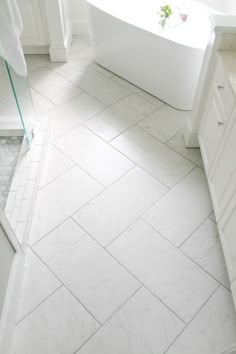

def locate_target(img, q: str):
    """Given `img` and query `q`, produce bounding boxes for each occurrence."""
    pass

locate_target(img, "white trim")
[184,117,200,148]
[22,45,49,55]
[49,22,73,62]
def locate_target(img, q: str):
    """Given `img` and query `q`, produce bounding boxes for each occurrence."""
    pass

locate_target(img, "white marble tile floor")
[11,36,236,354]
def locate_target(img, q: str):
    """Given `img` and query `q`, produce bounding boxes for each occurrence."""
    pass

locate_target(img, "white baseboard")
[72,19,89,36]
[49,23,73,62]
[22,45,49,55]
[184,117,200,148]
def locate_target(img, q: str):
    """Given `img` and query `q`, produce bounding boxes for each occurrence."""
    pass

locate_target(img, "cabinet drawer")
[209,109,236,216]
[219,197,236,283]
[199,90,227,172]
[214,62,235,118]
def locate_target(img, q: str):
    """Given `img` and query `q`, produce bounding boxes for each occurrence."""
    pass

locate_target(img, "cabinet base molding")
[184,117,200,148]
[49,23,73,62]
[22,45,49,55]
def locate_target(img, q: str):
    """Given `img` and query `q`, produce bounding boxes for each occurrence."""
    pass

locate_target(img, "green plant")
[158,4,173,28]
[159,5,173,19]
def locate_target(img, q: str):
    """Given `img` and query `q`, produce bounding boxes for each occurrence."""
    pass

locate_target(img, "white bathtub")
[86,0,217,110]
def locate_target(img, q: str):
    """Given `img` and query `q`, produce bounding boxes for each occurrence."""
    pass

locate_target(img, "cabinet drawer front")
[209,111,236,215]
[219,200,236,283]
[199,92,227,172]
[214,62,235,119]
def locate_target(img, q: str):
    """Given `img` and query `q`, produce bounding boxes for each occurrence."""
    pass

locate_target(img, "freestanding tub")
[86,0,216,110]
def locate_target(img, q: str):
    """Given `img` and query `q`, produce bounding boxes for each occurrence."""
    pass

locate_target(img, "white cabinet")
[18,0,72,61]
[18,0,49,48]
[209,107,236,216]
[199,89,226,172]
[219,196,236,283]
[199,52,236,309]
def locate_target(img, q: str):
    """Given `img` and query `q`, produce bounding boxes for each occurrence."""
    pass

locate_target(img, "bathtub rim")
[85,0,220,50]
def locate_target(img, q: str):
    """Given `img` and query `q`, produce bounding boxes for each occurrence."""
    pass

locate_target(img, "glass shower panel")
[0,57,34,144]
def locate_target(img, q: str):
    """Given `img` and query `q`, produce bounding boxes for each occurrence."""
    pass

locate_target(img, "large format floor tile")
[40,144,75,187]
[73,166,168,246]
[89,62,115,78]
[12,48,236,354]
[25,54,51,73]
[12,287,99,354]
[84,94,156,142]
[34,219,140,323]
[47,46,94,78]
[138,105,188,143]
[47,93,106,141]
[17,248,61,321]
[181,218,230,288]
[54,126,134,187]
[70,36,88,53]
[167,132,204,168]
[166,286,236,354]
[143,168,213,246]
[77,288,185,354]
[108,219,218,323]
[112,75,164,107]
[67,67,131,105]
[111,126,194,188]
[31,89,55,116]
[29,166,102,245]
[29,67,82,105]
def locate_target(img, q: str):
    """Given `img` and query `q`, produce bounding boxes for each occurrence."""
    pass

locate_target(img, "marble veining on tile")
[34,218,140,323]
[10,39,236,354]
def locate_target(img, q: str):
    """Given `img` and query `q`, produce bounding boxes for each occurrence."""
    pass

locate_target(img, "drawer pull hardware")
[217,84,224,90]
[218,121,224,126]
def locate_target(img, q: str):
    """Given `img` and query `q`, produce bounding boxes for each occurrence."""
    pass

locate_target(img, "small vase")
[159,18,167,29]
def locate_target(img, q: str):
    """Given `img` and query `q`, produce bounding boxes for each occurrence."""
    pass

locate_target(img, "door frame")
[0,208,25,354]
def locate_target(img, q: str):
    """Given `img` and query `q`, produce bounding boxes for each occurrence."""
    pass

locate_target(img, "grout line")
[72,165,199,253]
[164,284,221,353]
[49,142,106,188]
[64,65,133,106]
[81,89,161,138]
[178,214,213,249]
[39,163,76,191]
[71,169,171,248]
[15,284,63,326]
[111,75,166,109]
[30,247,102,326]
[79,122,141,169]
[28,65,85,107]
[30,164,137,248]
[142,218,230,291]
[164,131,205,170]
[30,83,84,108]
[52,139,136,188]
[22,53,229,353]
[71,217,186,326]
[47,100,109,143]
[73,285,143,354]
[30,215,71,248]
[108,127,197,190]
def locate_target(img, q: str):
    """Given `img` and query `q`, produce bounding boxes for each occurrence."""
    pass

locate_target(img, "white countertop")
[218,50,236,97]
